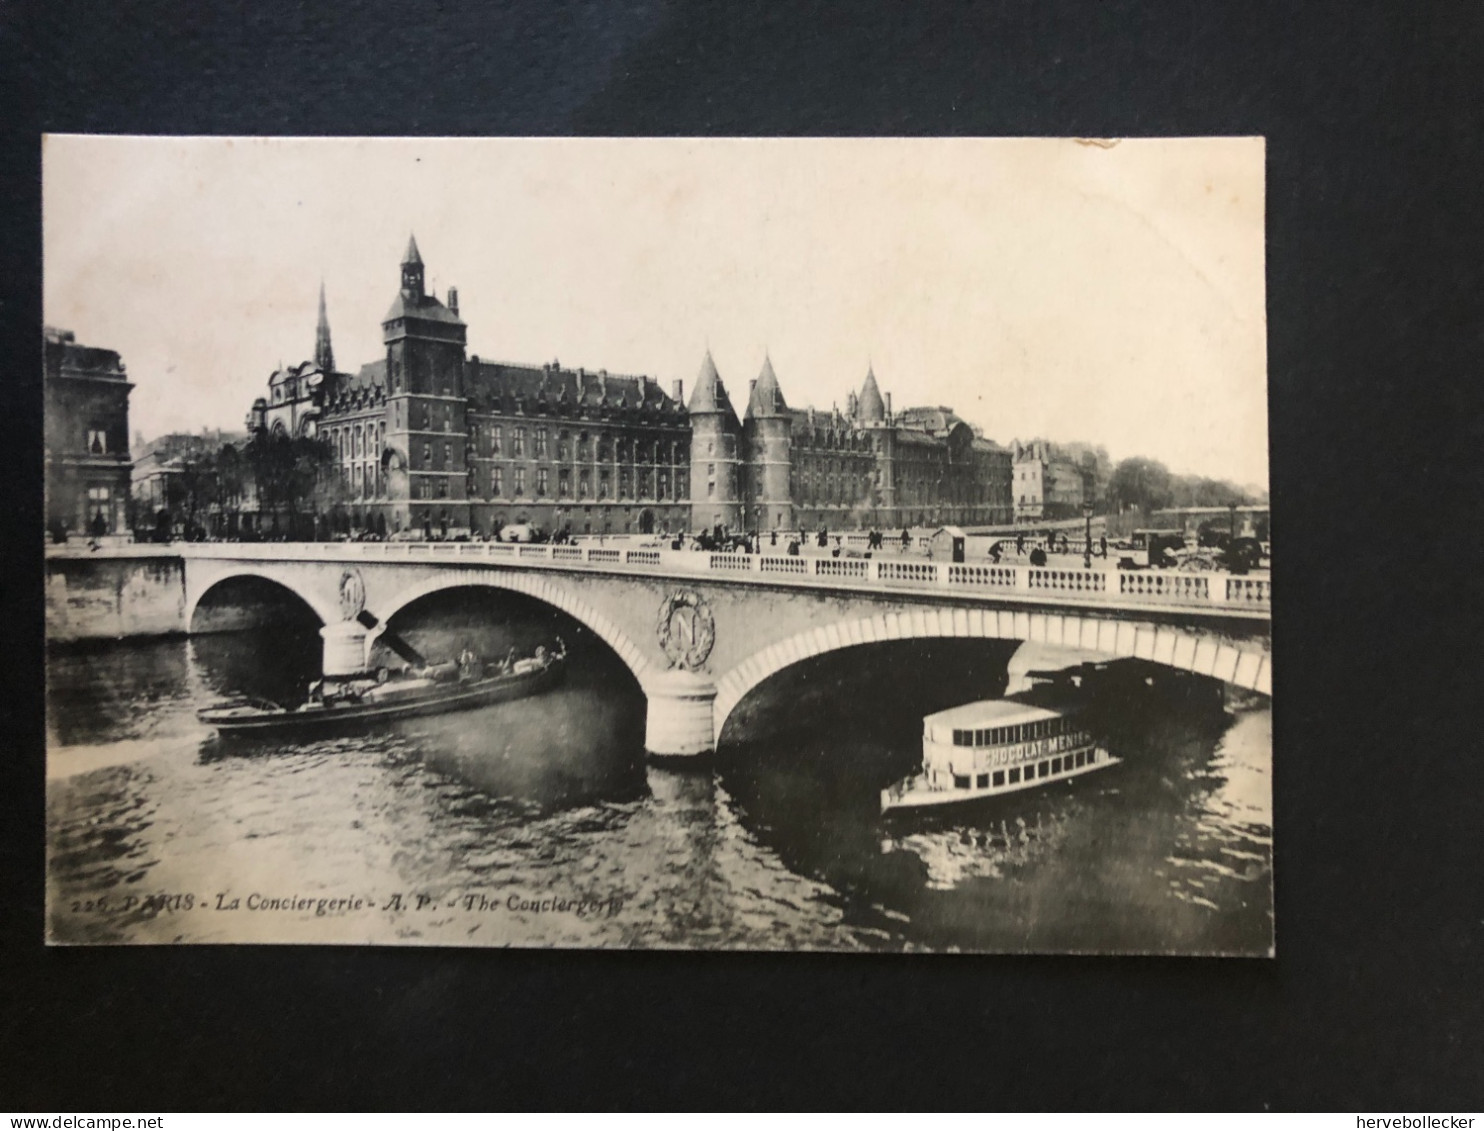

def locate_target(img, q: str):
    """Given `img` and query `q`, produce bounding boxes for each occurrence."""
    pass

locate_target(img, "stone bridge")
[47,541,1272,757]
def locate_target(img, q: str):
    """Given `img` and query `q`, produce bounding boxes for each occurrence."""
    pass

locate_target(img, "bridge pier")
[320,621,370,677]
[643,670,718,758]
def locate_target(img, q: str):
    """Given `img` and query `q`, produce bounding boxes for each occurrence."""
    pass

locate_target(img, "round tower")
[686,350,744,534]
[743,354,792,532]
[858,364,896,525]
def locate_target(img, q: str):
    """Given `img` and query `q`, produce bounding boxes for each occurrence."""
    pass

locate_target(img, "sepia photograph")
[42,135,1271,954]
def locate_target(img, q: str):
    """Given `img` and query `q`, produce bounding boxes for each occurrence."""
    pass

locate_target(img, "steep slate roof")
[895,405,965,434]
[403,234,423,266]
[341,358,387,393]
[382,290,465,326]
[686,351,742,428]
[894,428,945,448]
[464,360,681,417]
[856,364,886,422]
[745,355,788,418]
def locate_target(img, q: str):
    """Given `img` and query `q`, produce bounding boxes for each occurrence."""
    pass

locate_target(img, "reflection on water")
[47,600,1272,953]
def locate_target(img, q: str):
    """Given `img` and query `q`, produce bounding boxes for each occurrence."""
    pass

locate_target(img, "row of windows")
[330,421,386,462]
[468,424,688,464]
[950,749,1098,790]
[793,431,878,453]
[795,456,877,477]
[344,462,384,500]
[411,476,450,500]
[788,469,877,506]
[950,718,1072,747]
[469,466,681,502]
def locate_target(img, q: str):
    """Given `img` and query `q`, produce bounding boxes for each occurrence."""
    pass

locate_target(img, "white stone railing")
[707,553,755,573]
[1119,571,1210,602]
[155,540,1271,614]
[1027,567,1108,594]
[813,557,870,580]
[758,555,808,575]
[1224,576,1271,604]
[946,563,1018,589]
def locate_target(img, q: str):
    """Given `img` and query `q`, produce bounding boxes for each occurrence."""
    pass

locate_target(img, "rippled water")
[46,595,1272,953]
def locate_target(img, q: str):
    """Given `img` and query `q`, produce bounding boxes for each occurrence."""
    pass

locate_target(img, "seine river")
[46,590,1273,954]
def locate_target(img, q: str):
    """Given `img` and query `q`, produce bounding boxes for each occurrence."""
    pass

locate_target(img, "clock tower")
[382,235,469,534]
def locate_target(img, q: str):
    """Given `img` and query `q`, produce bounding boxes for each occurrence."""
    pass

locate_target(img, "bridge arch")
[371,570,657,690]
[186,568,339,631]
[712,605,1270,737]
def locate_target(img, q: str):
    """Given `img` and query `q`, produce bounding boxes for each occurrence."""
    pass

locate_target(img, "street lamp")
[1082,499,1094,569]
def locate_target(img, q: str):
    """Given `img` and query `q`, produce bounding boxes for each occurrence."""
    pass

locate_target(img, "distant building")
[1010,439,1090,522]
[244,236,1015,538]
[132,429,249,536]
[692,359,1014,533]
[44,326,133,537]
[246,246,690,538]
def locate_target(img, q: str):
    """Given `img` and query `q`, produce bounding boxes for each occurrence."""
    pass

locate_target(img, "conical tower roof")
[746,354,788,418]
[687,350,741,426]
[403,233,423,266]
[857,363,886,423]
[688,350,724,412]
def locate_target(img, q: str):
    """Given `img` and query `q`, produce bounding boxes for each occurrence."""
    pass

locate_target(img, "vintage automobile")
[1113,529,1188,570]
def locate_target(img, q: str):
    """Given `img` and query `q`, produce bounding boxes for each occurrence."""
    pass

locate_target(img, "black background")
[2,0,1481,1111]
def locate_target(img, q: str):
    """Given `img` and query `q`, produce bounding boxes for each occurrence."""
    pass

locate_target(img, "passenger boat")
[198,641,566,736]
[880,697,1117,815]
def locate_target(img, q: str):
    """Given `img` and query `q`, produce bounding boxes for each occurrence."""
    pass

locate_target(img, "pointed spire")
[688,350,723,412]
[399,234,426,299]
[857,362,886,423]
[314,281,335,373]
[746,353,788,419]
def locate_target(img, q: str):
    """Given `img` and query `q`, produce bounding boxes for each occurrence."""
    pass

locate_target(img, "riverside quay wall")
[45,548,187,642]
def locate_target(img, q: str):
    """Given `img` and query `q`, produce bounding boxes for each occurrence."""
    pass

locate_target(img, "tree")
[1108,457,1175,514]
[215,443,246,535]
[245,431,334,539]
[175,452,216,537]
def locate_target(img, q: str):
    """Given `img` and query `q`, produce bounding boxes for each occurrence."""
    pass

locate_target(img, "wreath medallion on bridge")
[337,568,367,622]
[657,589,716,671]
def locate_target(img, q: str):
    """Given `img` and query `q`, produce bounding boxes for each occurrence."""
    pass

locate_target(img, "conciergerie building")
[246,237,1014,538]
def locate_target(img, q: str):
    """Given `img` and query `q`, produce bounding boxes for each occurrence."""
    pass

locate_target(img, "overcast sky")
[44,136,1268,486]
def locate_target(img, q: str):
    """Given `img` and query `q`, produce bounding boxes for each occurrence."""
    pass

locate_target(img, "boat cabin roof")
[923,698,1067,730]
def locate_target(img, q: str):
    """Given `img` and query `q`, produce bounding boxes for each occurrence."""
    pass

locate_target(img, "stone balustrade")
[109,539,1271,613]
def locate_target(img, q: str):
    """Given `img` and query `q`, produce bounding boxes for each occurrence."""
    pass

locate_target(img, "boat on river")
[198,641,566,736]
[880,696,1116,815]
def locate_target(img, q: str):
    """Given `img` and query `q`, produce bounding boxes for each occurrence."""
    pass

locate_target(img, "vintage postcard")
[43,136,1271,953]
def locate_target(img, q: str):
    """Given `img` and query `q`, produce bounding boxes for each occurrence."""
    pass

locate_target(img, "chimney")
[885,391,893,421]
[447,286,459,315]
[672,378,683,402]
